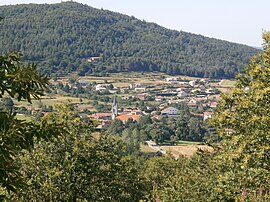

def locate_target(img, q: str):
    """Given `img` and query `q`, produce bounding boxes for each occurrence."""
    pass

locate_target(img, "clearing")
[161,145,213,158]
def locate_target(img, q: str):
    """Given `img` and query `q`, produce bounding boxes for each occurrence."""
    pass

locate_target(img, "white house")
[189,99,197,104]
[129,83,142,89]
[203,112,213,121]
[95,84,110,91]
[155,96,164,102]
[161,107,179,116]
[165,77,180,83]
[189,80,197,87]
[87,57,100,62]
[134,87,146,92]
[177,91,188,97]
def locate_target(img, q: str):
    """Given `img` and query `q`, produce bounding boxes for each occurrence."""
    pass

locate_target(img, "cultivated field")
[161,145,213,158]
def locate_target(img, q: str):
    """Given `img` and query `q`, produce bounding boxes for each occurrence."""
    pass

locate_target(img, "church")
[111,96,141,123]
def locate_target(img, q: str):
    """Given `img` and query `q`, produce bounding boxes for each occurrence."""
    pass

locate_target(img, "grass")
[219,79,236,87]
[140,143,156,153]
[14,96,90,109]
[178,140,202,145]
[161,140,202,146]
[60,72,179,87]
[161,145,213,158]
[16,114,33,122]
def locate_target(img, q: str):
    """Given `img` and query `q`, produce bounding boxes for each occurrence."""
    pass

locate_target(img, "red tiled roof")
[116,114,140,122]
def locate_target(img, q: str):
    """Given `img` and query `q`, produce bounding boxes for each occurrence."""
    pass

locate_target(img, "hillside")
[0,2,259,78]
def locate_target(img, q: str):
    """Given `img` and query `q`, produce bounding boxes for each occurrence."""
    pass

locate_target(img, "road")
[145,140,166,154]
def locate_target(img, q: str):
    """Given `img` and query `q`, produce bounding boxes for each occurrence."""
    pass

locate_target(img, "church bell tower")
[112,96,118,120]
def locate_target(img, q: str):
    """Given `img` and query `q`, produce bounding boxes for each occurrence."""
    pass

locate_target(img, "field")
[60,72,205,87]
[14,96,88,107]
[212,79,236,94]
[161,145,213,158]
[140,144,156,153]
[19,71,214,111]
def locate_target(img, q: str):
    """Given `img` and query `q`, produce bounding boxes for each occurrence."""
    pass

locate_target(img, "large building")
[115,114,140,123]
[161,107,179,116]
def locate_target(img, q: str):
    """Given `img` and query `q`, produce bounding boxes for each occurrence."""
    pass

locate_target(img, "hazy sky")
[1,0,269,47]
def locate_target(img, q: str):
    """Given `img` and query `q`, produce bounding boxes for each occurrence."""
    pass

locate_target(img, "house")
[77,79,89,87]
[135,93,147,100]
[203,112,213,121]
[129,83,142,89]
[187,99,197,107]
[189,80,197,87]
[209,102,218,108]
[121,96,133,100]
[165,77,180,83]
[206,88,214,94]
[116,114,140,123]
[95,84,110,92]
[152,115,162,120]
[189,99,197,104]
[198,85,206,92]
[134,87,146,92]
[120,87,129,94]
[130,109,143,115]
[168,99,186,104]
[177,91,188,97]
[155,96,164,102]
[161,107,179,116]
[91,113,112,120]
[199,78,209,84]
[87,57,100,62]
[194,97,208,102]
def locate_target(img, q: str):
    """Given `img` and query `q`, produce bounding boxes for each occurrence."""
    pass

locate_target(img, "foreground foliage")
[210,32,270,200]
[0,52,66,200]
[7,105,147,201]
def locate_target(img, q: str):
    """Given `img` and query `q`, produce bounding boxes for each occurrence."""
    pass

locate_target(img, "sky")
[1,0,269,47]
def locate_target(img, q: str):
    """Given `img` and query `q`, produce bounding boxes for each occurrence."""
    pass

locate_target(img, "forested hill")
[0,2,259,78]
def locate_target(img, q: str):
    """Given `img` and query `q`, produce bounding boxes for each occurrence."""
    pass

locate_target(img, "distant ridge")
[0,2,259,78]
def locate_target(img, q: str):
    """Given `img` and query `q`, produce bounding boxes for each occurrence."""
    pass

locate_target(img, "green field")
[161,140,202,146]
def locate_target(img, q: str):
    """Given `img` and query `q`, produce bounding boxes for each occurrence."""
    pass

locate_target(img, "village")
[10,72,233,128]
[77,75,226,128]
[6,72,234,156]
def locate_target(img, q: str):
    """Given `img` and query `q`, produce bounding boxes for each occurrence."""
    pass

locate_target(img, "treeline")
[0,2,259,78]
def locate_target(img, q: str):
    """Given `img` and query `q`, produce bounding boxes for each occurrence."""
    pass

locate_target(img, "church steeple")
[112,96,118,120]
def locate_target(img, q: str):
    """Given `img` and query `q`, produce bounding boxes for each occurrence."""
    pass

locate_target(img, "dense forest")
[0,2,259,78]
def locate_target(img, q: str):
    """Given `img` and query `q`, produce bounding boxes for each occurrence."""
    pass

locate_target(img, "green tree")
[149,124,171,144]
[142,155,179,201]
[8,105,146,201]
[175,117,189,140]
[122,128,141,156]
[210,32,270,200]
[160,152,218,202]
[0,52,64,198]
[105,118,125,136]
[188,117,205,142]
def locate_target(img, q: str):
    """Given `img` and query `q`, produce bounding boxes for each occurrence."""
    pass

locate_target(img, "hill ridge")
[0,1,259,78]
